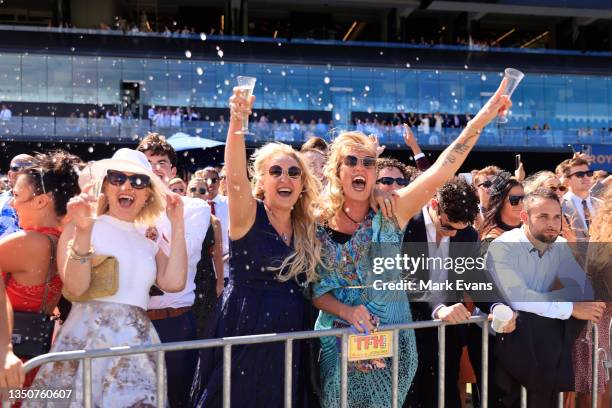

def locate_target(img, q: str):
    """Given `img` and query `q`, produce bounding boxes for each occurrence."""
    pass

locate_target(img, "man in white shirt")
[137,133,210,408]
[486,188,604,407]
[0,104,12,121]
[195,166,230,286]
[560,156,602,241]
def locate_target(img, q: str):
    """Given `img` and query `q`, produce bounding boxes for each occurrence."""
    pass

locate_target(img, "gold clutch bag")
[63,255,119,302]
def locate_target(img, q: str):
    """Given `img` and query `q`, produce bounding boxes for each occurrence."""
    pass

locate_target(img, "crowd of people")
[0,77,610,408]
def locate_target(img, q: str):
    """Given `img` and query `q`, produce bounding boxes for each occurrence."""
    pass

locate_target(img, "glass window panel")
[566,75,588,129]
[261,64,287,110]
[98,57,122,105]
[285,65,309,111]
[0,54,21,101]
[167,59,192,107]
[308,65,331,111]
[370,68,395,113]
[542,75,567,130]
[520,74,544,128]
[395,69,418,114]
[460,71,484,115]
[438,70,462,114]
[143,59,168,107]
[586,76,608,127]
[417,70,440,113]
[73,56,97,104]
[351,67,373,114]
[47,55,72,103]
[192,61,219,109]
[212,61,236,109]
[21,55,47,103]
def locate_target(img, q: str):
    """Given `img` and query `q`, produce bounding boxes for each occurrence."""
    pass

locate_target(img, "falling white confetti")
[196,67,203,76]
[406,63,411,68]
[364,85,370,92]
[200,33,207,41]
[464,65,469,69]
[481,74,487,81]
[88,146,94,153]
[323,76,330,84]
[185,50,192,58]
[224,79,230,86]
[335,113,341,121]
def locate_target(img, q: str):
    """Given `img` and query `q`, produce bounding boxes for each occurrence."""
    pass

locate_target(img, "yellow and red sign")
[347,330,393,361]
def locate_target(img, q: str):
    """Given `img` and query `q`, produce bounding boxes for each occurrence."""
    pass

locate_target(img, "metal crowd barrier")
[19,316,488,408]
[17,316,609,408]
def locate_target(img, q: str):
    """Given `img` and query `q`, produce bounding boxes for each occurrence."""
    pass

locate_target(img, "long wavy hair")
[315,131,377,222]
[524,170,559,195]
[586,189,612,300]
[480,172,522,238]
[250,142,322,285]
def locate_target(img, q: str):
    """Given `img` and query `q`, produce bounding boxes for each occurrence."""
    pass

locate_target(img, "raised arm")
[403,124,430,171]
[225,88,257,240]
[155,194,188,293]
[394,79,511,229]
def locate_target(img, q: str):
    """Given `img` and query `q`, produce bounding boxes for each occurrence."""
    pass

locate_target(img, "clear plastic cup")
[491,304,514,333]
[235,76,257,134]
[498,68,524,124]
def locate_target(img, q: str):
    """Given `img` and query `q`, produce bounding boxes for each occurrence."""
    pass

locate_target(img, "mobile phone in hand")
[515,154,521,169]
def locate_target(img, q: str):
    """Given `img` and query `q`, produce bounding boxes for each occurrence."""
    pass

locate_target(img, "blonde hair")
[523,171,559,195]
[250,142,322,285]
[315,131,377,221]
[586,189,612,299]
[97,179,165,227]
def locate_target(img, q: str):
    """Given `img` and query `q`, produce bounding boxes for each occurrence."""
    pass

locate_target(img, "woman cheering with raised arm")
[312,78,511,408]
[190,87,322,407]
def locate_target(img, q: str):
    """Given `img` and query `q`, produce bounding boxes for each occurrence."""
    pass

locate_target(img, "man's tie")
[581,199,591,230]
[208,200,216,215]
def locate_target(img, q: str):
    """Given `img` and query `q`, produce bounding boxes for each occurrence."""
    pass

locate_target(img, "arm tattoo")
[442,154,457,166]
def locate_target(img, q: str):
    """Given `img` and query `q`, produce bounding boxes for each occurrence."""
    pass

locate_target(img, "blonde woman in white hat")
[26,148,187,407]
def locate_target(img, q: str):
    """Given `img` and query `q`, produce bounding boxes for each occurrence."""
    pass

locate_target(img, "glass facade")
[0,52,610,130]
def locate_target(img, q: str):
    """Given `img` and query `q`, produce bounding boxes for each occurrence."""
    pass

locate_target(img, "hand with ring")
[371,189,398,220]
[343,305,374,334]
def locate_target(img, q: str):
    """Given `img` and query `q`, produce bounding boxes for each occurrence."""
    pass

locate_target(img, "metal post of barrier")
[83,357,92,408]
[156,351,166,408]
[558,392,563,408]
[520,386,527,408]
[391,329,399,408]
[592,323,599,408]
[223,344,232,408]
[438,325,446,408]
[481,320,489,408]
[340,333,349,408]
[284,339,293,408]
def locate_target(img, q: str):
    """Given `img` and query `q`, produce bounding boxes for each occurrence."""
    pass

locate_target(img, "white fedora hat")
[79,148,170,197]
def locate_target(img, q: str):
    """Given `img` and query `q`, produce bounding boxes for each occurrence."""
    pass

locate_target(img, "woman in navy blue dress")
[190,88,321,407]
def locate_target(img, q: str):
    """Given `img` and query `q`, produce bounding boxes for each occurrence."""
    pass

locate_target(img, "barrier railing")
[14,316,611,408]
[0,116,610,147]
[19,316,490,408]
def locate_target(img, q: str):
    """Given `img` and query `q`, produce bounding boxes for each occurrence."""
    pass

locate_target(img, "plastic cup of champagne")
[235,76,256,134]
[497,68,524,124]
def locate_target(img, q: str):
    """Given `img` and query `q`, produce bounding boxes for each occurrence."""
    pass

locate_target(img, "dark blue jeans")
[152,310,198,408]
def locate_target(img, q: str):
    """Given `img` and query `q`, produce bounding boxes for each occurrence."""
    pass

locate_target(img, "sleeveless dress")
[25,215,163,408]
[2,227,63,389]
[313,211,418,408]
[190,200,309,408]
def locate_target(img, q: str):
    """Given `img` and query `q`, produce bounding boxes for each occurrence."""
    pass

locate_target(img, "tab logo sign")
[348,330,393,361]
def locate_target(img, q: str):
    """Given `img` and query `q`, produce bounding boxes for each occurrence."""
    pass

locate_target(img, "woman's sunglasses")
[343,155,376,168]
[376,177,409,186]
[546,185,567,193]
[190,187,207,194]
[268,165,302,179]
[107,170,151,190]
[171,187,185,194]
[508,195,525,206]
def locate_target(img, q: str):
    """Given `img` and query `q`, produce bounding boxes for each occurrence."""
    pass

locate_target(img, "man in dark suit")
[402,177,511,408]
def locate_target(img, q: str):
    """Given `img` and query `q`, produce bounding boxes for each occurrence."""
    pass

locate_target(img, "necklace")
[280,232,291,244]
[342,207,363,225]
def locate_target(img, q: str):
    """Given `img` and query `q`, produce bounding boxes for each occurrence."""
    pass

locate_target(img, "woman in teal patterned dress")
[312,79,512,407]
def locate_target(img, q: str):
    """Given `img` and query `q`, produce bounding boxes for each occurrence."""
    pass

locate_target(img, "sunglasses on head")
[546,185,567,193]
[107,170,151,190]
[376,177,409,186]
[508,195,525,206]
[9,162,32,172]
[268,165,302,179]
[343,155,376,168]
[190,187,207,194]
[478,180,493,189]
[568,170,594,179]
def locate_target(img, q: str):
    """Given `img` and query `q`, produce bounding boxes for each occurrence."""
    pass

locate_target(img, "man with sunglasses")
[194,166,229,287]
[561,156,602,241]
[403,177,511,408]
[0,154,34,239]
[137,133,211,408]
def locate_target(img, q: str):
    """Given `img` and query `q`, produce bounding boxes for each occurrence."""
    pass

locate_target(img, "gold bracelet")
[67,239,95,264]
